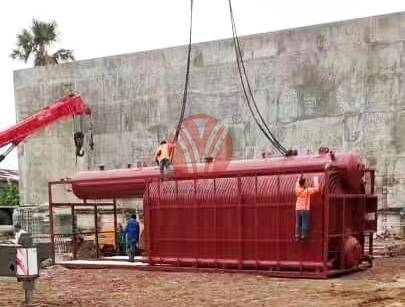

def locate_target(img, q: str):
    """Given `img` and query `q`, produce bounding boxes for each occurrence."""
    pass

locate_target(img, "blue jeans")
[126,240,138,261]
[295,210,310,241]
[159,158,172,176]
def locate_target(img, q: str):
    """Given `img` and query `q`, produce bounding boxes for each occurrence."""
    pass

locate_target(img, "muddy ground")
[0,257,404,307]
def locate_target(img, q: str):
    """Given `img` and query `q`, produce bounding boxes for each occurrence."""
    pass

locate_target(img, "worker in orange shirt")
[155,140,175,176]
[295,174,320,242]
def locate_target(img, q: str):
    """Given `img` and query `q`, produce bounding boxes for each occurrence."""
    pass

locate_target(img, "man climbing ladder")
[295,174,320,242]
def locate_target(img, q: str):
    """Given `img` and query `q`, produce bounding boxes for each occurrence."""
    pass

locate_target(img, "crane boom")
[0,95,91,162]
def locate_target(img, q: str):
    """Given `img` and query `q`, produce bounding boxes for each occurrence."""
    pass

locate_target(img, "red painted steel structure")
[48,180,118,264]
[53,152,377,278]
[72,153,365,198]
[0,95,91,162]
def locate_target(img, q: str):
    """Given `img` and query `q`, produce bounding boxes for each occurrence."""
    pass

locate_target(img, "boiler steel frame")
[143,167,376,279]
[48,181,118,264]
[48,166,376,279]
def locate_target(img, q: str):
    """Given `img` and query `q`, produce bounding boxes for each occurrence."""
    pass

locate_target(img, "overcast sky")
[0,0,404,170]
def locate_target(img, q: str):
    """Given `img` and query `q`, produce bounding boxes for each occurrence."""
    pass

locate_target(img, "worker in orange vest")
[295,174,320,241]
[155,140,175,176]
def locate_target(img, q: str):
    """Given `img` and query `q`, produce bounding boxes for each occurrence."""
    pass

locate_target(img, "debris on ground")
[77,240,98,259]
[373,236,405,258]
[39,258,52,269]
[0,257,403,307]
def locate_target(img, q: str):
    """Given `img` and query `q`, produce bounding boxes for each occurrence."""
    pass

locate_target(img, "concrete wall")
[13,13,405,230]
[377,211,404,235]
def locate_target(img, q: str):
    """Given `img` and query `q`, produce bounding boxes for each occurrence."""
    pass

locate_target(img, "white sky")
[0,0,404,171]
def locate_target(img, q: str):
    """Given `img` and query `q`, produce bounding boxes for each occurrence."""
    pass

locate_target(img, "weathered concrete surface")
[13,12,405,230]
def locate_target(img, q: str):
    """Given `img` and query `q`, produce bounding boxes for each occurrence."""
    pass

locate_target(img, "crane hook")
[74,131,85,157]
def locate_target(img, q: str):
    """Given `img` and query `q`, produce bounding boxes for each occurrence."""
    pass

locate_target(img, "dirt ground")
[0,257,404,307]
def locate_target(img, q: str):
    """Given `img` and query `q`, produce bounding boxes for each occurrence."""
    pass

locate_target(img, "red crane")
[0,95,92,162]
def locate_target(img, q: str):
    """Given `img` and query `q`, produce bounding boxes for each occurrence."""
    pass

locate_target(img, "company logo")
[169,114,233,180]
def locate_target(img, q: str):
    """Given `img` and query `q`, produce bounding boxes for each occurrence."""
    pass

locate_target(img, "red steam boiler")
[69,152,377,278]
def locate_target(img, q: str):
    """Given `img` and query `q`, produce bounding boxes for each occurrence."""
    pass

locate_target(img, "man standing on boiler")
[155,140,175,177]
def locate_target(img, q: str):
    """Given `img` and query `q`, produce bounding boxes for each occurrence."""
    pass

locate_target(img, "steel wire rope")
[230,14,287,156]
[230,29,285,155]
[229,1,287,155]
[169,0,194,165]
[174,0,194,142]
[227,0,288,155]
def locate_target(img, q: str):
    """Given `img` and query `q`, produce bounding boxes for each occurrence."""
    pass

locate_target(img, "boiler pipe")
[148,257,333,270]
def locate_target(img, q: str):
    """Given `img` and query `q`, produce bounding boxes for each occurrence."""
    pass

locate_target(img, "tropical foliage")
[10,19,75,66]
[0,185,20,206]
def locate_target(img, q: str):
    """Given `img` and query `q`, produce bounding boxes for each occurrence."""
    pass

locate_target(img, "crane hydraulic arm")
[0,95,91,162]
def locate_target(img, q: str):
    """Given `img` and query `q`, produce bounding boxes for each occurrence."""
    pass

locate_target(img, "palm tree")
[10,19,75,66]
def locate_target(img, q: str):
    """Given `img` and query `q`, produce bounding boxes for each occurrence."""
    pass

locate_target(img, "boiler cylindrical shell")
[71,153,364,200]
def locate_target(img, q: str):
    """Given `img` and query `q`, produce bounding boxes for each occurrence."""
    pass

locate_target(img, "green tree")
[10,19,75,66]
[0,185,20,206]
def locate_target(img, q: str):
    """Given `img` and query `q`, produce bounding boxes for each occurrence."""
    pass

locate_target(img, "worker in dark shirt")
[124,214,139,262]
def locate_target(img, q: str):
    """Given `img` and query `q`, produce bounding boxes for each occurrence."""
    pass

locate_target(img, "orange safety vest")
[156,144,168,162]
[295,186,319,211]
[156,143,175,162]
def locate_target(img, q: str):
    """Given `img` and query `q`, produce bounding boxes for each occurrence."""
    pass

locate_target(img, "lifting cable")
[171,0,287,161]
[88,114,95,151]
[227,0,288,156]
[170,0,193,163]
[174,0,194,142]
